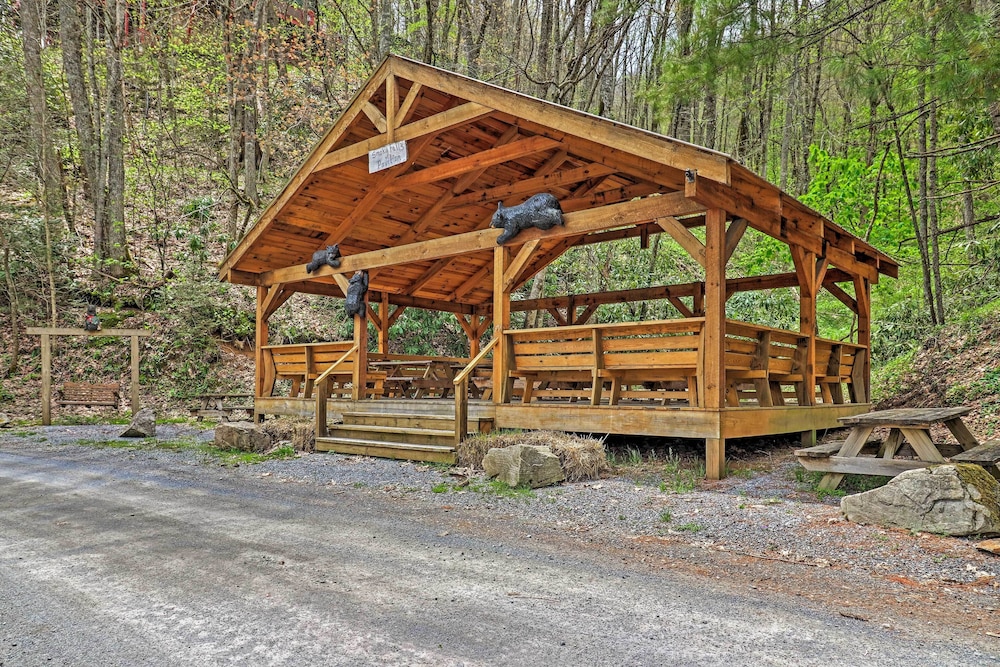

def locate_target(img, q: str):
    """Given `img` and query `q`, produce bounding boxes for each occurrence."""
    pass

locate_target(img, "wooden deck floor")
[256,396,868,440]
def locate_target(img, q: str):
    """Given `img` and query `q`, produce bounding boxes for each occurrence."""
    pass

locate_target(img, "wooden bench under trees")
[56,382,121,408]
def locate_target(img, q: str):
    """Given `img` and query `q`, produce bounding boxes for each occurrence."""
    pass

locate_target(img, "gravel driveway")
[1,424,998,664]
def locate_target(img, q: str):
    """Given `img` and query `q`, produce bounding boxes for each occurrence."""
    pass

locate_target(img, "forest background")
[1,0,999,426]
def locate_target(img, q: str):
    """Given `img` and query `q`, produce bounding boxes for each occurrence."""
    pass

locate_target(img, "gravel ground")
[3,422,997,596]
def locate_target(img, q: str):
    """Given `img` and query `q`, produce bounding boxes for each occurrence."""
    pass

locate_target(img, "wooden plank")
[944,418,981,450]
[495,404,721,439]
[838,407,972,427]
[793,441,844,458]
[798,456,930,476]
[952,440,1000,464]
[362,101,387,133]
[385,74,397,142]
[724,218,748,262]
[394,82,422,128]
[447,163,618,208]
[384,136,561,193]
[26,327,152,336]
[503,239,540,292]
[656,216,706,268]
[258,193,707,286]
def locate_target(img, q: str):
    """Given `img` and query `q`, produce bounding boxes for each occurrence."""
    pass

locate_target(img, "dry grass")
[458,430,610,482]
[261,418,315,451]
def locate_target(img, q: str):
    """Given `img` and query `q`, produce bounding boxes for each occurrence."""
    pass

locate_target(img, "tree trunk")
[59,0,100,208]
[928,101,944,322]
[0,231,21,376]
[21,0,64,224]
[101,0,131,277]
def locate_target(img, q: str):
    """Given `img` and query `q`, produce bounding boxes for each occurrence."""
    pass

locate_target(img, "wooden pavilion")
[219,55,898,478]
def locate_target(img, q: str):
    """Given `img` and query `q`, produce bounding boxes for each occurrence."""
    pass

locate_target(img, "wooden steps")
[315,410,494,464]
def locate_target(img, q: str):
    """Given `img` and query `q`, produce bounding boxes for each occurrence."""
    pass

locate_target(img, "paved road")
[0,448,992,666]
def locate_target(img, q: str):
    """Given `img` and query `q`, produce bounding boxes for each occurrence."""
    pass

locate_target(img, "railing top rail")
[504,317,707,337]
[724,319,866,349]
[453,336,499,386]
[314,343,360,384]
[263,340,354,351]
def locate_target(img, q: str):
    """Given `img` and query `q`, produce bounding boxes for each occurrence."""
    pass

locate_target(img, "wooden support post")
[255,286,269,421]
[854,276,871,402]
[493,245,512,404]
[378,293,390,353]
[591,328,604,406]
[315,377,329,438]
[41,333,51,425]
[791,248,818,407]
[703,208,727,480]
[130,334,140,413]
[352,312,368,401]
[303,346,315,398]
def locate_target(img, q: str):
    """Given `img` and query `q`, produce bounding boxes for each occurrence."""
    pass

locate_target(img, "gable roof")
[220,55,897,310]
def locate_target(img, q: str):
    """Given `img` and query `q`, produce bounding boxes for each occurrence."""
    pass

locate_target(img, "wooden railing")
[261,341,355,398]
[453,336,499,444]
[496,318,867,408]
[502,319,705,406]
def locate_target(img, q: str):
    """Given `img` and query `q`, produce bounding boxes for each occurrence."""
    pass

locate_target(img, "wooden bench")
[57,382,120,408]
[189,393,254,421]
[506,319,704,406]
[952,440,1000,478]
[724,321,867,407]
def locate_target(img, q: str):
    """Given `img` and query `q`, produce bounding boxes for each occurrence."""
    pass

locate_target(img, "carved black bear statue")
[84,304,100,331]
[490,193,564,244]
[344,270,369,318]
[306,244,342,273]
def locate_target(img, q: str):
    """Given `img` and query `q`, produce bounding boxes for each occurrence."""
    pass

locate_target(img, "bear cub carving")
[490,193,564,245]
[306,244,342,273]
[344,270,369,318]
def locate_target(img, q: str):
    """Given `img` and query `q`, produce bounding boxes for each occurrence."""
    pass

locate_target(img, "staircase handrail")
[315,343,359,385]
[315,342,359,439]
[453,336,499,446]
[452,336,499,388]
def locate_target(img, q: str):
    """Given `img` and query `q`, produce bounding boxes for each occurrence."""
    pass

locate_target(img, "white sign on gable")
[369,140,408,173]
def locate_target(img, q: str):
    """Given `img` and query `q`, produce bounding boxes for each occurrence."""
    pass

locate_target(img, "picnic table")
[190,393,254,421]
[370,360,459,399]
[369,360,491,399]
[796,407,988,491]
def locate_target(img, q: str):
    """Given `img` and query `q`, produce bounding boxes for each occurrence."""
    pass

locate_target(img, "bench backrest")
[507,319,705,373]
[265,342,356,379]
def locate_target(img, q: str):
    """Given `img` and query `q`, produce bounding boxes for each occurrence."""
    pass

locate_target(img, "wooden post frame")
[702,208,728,480]
[27,327,151,425]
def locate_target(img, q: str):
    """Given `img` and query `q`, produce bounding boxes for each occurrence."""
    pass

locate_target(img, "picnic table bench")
[795,407,997,490]
[189,393,254,421]
[56,382,120,408]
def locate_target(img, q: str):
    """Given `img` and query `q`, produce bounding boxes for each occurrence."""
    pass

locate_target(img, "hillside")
[873,304,1000,440]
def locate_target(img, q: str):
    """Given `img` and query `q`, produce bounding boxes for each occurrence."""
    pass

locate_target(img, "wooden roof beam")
[289,280,477,314]
[512,269,856,312]
[258,192,707,287]
[392,56,731,185]
[383,135,561,193]
[313,101,493,173]
[683,170,882,282]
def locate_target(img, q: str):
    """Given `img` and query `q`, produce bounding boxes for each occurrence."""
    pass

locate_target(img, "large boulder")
[120,408,156,438]
[214,421,271,453]
[841,464,1000,536]
[482,444,565,489]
